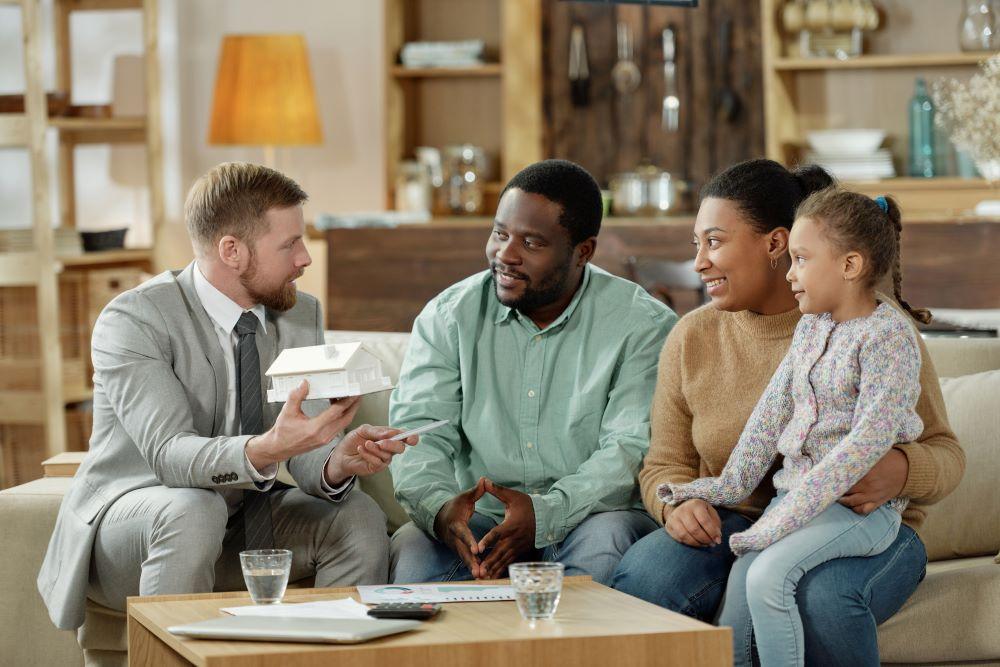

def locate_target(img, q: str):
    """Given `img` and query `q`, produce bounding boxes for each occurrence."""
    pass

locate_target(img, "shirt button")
[525,442,534,449]
[533,335,541,342]
[547,533,555,541]
[527,389,535,398]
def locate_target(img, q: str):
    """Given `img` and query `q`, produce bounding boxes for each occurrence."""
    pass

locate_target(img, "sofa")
[1,330,997,667]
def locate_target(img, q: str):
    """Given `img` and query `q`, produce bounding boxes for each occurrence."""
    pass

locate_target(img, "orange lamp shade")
[208,34,322,146]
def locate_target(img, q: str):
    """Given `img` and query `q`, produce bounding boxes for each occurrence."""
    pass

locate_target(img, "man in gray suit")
[38,162,415,631]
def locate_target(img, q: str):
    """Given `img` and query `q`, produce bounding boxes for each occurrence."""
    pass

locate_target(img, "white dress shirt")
[193,264,352,506]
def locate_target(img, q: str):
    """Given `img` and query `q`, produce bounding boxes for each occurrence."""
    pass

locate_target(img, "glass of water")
[509,562,564,626]
[239,549,292,604]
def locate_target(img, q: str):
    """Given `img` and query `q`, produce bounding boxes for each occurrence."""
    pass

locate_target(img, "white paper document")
[220,597,371,620]
[357,584,516,604]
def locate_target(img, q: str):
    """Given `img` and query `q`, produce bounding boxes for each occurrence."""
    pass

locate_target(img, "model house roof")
[265,342,377,377]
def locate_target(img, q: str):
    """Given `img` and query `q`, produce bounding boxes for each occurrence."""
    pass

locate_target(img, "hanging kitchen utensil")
[569,24,591,107]
[661,27,679,132]
[716,18,742,123]
[612,21,641,95]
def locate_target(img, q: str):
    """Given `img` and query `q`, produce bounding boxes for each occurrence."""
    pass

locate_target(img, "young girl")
[658,188,932,667]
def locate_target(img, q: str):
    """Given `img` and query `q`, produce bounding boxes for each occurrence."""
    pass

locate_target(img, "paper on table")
[357,584,516,604]
[220,598,371,620]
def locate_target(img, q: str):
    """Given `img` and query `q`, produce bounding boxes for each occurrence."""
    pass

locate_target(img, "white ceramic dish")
[806,129,886,156]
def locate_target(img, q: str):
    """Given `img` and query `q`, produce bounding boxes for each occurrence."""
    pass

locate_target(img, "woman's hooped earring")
[770,257,778,270]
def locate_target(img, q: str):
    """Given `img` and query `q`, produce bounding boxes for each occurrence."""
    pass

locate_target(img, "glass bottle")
[444,145,484,215]
[959,0,998,52]
[908,78,937,178]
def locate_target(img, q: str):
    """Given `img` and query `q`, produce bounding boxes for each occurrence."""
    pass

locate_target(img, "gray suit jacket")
[38,263,341,630]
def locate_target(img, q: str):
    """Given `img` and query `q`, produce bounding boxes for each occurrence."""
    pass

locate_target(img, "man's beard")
[241,250,299,312]
[491,260,572,313]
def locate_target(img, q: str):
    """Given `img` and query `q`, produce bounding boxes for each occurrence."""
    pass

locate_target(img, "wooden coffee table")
[127,576,732,666]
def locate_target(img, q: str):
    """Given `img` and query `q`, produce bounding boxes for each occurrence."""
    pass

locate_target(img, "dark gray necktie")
[235,311,274,550]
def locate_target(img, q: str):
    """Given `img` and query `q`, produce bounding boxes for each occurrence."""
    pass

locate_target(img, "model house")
[265,342,393,402]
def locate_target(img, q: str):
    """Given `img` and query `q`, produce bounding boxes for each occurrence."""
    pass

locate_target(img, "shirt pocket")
[564,394,606,449]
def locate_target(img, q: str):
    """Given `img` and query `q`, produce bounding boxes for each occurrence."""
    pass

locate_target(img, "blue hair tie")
[875,195,888,213]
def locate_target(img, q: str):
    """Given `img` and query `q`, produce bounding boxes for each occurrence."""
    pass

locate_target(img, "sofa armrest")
[0,477,82,666]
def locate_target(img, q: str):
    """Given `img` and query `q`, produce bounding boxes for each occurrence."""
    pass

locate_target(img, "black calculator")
[367,602,442,620]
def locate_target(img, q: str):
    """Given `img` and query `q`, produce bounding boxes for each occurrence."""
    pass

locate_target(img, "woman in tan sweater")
[612,159,964,666]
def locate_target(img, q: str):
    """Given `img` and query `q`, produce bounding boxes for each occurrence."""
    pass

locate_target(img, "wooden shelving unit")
[390,64,504,78]
[383,0,543,214]
[761,0,999,214]
[59,247,153,268]
[0,0,161,487]
[47,116,147,144]
[772,52,989,71]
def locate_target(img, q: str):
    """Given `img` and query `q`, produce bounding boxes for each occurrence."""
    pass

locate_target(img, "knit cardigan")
[659,302,924,555]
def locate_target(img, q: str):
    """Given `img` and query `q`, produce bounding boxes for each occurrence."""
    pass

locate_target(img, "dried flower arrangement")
[932,53,1000,183]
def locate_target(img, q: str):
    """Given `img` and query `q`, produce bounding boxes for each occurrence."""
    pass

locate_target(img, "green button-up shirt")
[389,264,677,548]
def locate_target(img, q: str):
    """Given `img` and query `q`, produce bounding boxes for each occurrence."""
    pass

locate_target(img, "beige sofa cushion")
[918,369,1000,562]
[923,337,1000,379]
[0,477,83,667]
[878,556,1000,663]
[326,331,412,533]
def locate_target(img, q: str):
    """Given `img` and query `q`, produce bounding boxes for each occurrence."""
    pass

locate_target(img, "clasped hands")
[434,477,536,580]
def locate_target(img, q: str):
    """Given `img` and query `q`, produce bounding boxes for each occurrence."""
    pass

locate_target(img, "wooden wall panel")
[542,0,765,198]
[325,221,697,332]
[325,220,1000,332]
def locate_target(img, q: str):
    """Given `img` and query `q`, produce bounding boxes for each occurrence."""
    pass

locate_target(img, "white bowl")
[806,129,886,156]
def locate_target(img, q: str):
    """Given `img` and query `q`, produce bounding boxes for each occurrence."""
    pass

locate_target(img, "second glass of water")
[509,562,564,626]
[239,549,292,604]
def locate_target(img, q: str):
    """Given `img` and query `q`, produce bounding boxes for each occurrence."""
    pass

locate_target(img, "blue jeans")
[390,509,658,586]
[612,507,927,667]
[720,496,902,667]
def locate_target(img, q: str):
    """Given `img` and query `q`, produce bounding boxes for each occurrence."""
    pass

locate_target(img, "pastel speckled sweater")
[658,302,924,555]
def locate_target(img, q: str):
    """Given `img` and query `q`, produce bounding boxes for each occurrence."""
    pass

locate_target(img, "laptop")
[167,615,422,644]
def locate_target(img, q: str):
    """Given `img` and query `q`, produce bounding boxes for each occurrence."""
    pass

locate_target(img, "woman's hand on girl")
[839,447,909,514]
[664,499,723,547]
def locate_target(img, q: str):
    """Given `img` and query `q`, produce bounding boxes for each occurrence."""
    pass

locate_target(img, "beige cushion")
[0,478,83,667]
[326,331,412,533]
[878,556,1000,663]
[78,601,125,654]
[919,370,1000,562]
[923,337,1000,378]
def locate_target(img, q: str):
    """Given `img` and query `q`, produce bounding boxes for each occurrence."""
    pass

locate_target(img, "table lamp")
[208,34,322,167]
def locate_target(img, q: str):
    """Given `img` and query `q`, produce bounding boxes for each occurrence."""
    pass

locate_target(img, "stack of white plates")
[805,130,896,181]
[804,149,896,180]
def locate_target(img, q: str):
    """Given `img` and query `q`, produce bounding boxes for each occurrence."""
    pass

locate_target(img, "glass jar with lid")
[443,144,485,215]
[394,160,432,213]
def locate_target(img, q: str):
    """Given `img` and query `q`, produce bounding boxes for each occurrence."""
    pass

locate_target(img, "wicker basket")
[85,267,145,330]
[0,407,92,488]
[65,406,93,452]
[0,425,45,488]
[0,267,138,488]
[0,272,89,392]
